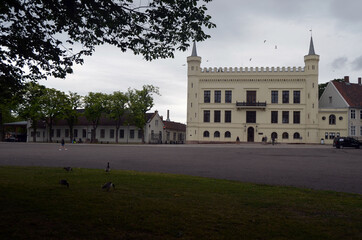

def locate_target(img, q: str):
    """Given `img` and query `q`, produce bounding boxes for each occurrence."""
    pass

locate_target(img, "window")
[214,90,221,103]
[82,129,87,138]
[351,110,356,119]
[36,131,40,137]
[329,132,335,139]
[225,111,231,123]
[282,91,289,103]
[329,96,332,104]
[74,129,78,138]
[336,132,340,137]
[225,90,232,103]
[325,132,328,139]
[351,126,356,136]
[138,130,143,139]
[282,132,289,139]
[130,130,134,139]
[214,110,221,122]
[293,132,300,139]
[247,91,256,103]
[203,131,209,137]
[56,129,61,138]
[293,91,300,104]
[282,111,289,123]
[271,91,278,103]
[246,111,256,123]
[204,90,210,103]
[203,110,210,122]
[271,132,278,139]
[360,126,362,136]
[120,129,124,138]
[65,129,69,138]
[214,131,220,138]
[329,115,336,125]
[271,111,278,123]
[100,129,105,138]
[293,111,300,124]
[155,120,159,126]
[360,110,362,119]
[110,129,115,138]
[225,131,231,138]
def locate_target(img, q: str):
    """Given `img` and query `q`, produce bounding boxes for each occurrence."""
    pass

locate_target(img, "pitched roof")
[308,36,316,55]
[332,81,362,107]
[163,121,186,132]
[191,41,198,56]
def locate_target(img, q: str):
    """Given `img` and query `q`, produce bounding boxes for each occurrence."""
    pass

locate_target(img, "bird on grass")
[64,167,72,172]
[59,179,69,188]
[105,162,110,173]
[102,182,115,191]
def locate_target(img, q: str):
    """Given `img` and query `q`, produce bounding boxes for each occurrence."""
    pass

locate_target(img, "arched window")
[203,131,209,138]
[214,131,220,138]
[282,132,289,139]
[329,114,336,125]
[293,132,300,139]
[271,132,278,139]
[225,131,231,138]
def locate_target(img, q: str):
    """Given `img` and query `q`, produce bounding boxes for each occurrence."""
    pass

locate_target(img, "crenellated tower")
[304,36,320,142]
[186,42,201,143]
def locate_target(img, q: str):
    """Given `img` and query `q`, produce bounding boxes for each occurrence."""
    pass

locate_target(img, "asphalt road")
[1,142,361,194]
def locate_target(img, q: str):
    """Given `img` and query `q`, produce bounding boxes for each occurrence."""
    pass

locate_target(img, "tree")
[106,91,128,143]
[39,88,66,142]
[1,0,215,95]
[127,85,160,143]
[84,92,107,143]
[61,92,82,142]
[18,83,46,142]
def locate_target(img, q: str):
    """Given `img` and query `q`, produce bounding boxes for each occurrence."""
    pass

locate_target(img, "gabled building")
[319,77,362,143]
[186,38,320,143]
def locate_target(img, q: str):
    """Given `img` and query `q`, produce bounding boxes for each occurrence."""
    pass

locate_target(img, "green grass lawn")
[0,166,361,240]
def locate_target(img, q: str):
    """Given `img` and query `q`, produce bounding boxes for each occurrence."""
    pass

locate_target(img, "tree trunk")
[115,126,119,143]
[0,110,3,141]
[69,125,74,143]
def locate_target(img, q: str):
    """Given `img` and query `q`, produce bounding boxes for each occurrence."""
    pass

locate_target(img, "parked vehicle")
[333,137,360,149]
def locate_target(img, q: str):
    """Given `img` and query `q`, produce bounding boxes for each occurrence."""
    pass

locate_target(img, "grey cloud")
[351,56,362,71]
[331,57,348,69]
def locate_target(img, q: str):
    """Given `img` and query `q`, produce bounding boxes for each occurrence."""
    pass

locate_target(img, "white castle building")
[186,38,320,144]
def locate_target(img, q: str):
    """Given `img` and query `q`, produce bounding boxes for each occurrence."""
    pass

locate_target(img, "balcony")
[236,101,267,109]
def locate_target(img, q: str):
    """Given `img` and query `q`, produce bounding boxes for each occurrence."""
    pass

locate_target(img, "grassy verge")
[0,166,361,240]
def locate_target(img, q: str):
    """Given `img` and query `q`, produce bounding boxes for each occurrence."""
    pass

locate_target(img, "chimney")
[166,110,170,122]
[344,76,349,83]
[358,77,361,85]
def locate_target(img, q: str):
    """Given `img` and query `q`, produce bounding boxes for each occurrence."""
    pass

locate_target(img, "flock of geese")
[59,162,115,191]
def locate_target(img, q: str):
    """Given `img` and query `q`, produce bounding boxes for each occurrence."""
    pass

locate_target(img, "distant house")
[318,76,362,143]
[3,121,27,142]
[26,110,186,144]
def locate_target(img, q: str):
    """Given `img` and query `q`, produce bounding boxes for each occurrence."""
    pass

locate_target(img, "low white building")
[26,110,186,144]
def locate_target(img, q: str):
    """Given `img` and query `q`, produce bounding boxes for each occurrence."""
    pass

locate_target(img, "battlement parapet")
[200,66,305,74]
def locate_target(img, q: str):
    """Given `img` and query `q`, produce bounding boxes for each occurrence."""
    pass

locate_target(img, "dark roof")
[333,81,362,107]
[163,121,186,132]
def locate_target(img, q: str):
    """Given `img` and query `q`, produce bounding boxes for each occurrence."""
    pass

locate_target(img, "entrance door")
[247,127,254,142]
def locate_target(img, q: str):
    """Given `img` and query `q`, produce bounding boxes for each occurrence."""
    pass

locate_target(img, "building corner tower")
[186,42,201,143]
[304,36,320,143]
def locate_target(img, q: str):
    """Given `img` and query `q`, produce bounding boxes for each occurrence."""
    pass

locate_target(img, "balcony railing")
[236,101,267,109]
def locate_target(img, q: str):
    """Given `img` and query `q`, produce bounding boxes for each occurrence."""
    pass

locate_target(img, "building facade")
[319,77,362,144]
[186,38,321,143]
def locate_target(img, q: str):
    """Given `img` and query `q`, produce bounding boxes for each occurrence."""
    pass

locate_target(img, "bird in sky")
[264,40,266,43]
[249,58,252,61]
[102,182,115,191]
[275,45,277,49]
[59,179,69,188]
[105,162,110,173]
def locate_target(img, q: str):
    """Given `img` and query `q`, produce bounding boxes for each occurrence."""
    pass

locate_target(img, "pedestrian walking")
[59,138,67,151]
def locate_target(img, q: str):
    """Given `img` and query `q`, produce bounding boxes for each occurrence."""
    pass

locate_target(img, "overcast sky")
[39,0,362,123]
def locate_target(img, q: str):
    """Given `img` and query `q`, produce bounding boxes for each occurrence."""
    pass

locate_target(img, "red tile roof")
[332,81,362,108]
[163,121,186,132]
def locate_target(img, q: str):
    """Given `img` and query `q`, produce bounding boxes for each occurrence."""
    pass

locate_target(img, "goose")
[59,179,69,188]
[64,167,72,172]
[105,162,110,173]
[102,182,115,191]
